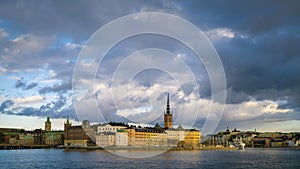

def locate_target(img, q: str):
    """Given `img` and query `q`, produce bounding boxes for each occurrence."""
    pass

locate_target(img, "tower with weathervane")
[45,116,51,132]
[164,93,173,129]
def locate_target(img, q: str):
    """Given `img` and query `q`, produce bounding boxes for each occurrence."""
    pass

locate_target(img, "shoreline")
[1,144,299,151]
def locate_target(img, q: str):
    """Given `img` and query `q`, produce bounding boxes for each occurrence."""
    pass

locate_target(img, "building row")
[1,93,201,148]
[64,94,201,148]
[91,122,200,148]
[0,117,63,146]
[206,127,300,148]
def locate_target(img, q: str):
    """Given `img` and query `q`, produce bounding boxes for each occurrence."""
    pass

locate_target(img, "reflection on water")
[0,148,299,169]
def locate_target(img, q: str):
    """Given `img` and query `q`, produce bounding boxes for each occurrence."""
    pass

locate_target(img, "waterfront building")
[165,125,187,146]
[82,120,96,141]
[251,137,271,147]
[64,117,90,147]
[18,133,34,145]
[97,122,129,134]
[184,129,201,147]
[166,125,201,147]
[45,131,64,146]
[162,93,201,147]
[0,128,24,144]
[33,129,45,145]
[96,122,129,147]
[126,127,167,147]
[116,129,128,146]
[45,116,51,132]
[96,132,115,147]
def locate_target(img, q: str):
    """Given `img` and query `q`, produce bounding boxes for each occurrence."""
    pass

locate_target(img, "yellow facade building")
[127,127,167,147]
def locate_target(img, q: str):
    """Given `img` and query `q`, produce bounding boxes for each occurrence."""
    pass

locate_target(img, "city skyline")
[1,1,300,134]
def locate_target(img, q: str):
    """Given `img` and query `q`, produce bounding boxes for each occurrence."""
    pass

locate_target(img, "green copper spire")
[46,116,50,123]
[65,116,71,125]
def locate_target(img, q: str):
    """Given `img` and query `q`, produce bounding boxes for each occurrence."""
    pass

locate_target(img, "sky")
[0,0,300,134]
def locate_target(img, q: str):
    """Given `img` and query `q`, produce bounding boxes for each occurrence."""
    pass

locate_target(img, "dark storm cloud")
[1,96,78,120]
[0,0,180,42]
[14,78,26,89]
[217,33,300,105]
[14,78,38,90]
[1,0,300,129]
[39,79,72,94]
[0,100,14,112]
[25,82,38,90]
[177,0,300,107]
[181,0,300,34]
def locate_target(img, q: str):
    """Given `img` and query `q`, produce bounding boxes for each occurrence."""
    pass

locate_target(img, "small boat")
[235,141,245,150]
[233,137,245,150]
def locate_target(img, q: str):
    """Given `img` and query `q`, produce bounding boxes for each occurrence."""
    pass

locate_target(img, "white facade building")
[115,131,128,146]
[97,123,127,134]
[96,132,115,147]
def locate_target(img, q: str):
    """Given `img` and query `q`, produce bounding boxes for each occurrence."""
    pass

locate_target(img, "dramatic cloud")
[39,79,72,94]
[0,0,300,132]
[14,78,26,89]
[0,95,76,120]
[14,77,38,90]
[0,100,14,112]
[25,82,38,90]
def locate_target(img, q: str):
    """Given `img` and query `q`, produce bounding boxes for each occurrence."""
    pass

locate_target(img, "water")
[0,148,299,169]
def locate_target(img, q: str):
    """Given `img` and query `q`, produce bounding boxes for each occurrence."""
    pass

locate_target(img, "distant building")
[0,128,24,144]
[82,120,96,141]
[33,129,45,145]
[18,133,34,145]
[97,122,129,134]
[45,116,51,132]
[45,131,64,146]
[184,129,201,147]
[116,130,128,146]
[64,117,90,147]
[166,125,201,147]
[96,132,115,147]
[127,127,167,147]
[96,122,129,147]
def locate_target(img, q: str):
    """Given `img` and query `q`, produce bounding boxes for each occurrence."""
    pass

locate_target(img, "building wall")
[18,133,34,145]
[45,131,63,146]
[64,125,89,147]
[166,129,201,147]
[127,128,136,146]
[97,124,127,134]
[126,128,167,147]
[96,133,115,147]
[184,130,201,146]
[116,132,128,146]
[271,141,283,147]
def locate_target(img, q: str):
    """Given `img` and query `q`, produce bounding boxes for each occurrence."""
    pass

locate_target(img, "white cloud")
[223,99,293,121]
[12,95,44,105]
[65,42,83,50]
[206,28,235,41]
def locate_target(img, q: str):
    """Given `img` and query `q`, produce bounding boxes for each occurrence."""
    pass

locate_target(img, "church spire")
[65,116,71,125]
[164,92,173,129]
[166,93,171,115]
[46,116,50,123]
